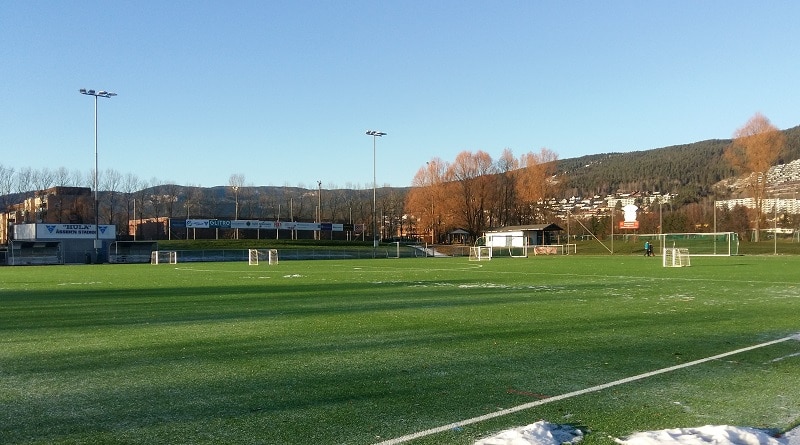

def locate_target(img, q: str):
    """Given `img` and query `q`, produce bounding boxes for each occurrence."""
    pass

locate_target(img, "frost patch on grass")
[475,421,583,445]
[767,352,800,363]
[283,274,302,278]
[660,294,695,302]
[57,282,104,286]
[458,283,511,289]
[766,286,800,299]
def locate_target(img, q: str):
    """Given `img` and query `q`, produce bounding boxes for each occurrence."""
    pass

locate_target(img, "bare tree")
[515,147,559,223]
[53,167,70,187]
[70,169,86,187]
[228,174,245,218]
[121,173,142,235]
[0,164,15,211]
[448,150,497,236]
[228,173,245,238]
[33,168,55,192]
[101,168,123,227]
[495,149,518,226]
[160,182,181,218]
[405,157,449,243]
[725,113,785,241]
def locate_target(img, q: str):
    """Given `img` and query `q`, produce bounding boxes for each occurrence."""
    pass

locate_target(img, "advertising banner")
[619,221,640,229]
[231,220,261,229]
[209,219,231,229]
[177,220,357,232]
[15,224,117,240]
[186,219,211,228]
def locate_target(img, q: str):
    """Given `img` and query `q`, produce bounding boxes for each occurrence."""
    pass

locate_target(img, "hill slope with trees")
[556,125,800,203]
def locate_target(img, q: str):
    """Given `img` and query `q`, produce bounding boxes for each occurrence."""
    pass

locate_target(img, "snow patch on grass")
[475,421,582,445]
[476,423,800,445]
[615,425,793,445]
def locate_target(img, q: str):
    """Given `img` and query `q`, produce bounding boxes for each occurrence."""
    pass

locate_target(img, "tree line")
[402,114,798,242]
[3,115,798,242]
[403,148,559,241]
[0,166,410,240]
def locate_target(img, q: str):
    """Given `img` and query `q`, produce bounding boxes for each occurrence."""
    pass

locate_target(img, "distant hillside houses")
[768,158,800,185]
[716,197,800,214]
[547,191,674,218]
[715,159,800,213]
[557,159,800,218]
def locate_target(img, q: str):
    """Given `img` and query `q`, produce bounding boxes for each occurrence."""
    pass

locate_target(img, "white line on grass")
[374,333,800,445]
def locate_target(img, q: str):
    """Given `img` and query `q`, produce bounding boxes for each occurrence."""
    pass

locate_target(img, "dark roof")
[486,224,563,233]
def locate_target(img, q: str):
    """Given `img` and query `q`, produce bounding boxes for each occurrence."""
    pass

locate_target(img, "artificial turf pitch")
[1,255,799,444]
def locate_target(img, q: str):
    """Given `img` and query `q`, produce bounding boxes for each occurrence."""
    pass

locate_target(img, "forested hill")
[556,124,800,201]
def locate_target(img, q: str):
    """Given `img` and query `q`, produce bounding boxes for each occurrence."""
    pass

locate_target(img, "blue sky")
[2,1,798,190]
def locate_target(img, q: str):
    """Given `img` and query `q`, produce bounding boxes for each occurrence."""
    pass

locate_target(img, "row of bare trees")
[0,164,410,240]
[404,147,559,241]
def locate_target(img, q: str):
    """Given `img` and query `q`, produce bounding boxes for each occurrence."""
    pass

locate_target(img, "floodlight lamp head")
[80,89,117,98]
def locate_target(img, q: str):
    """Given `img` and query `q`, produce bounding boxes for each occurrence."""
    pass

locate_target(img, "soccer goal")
[469,246,492,261]
[150,250,177,265]
[663,247,691,267]
[249,248,278,265]
[653,232,739,256]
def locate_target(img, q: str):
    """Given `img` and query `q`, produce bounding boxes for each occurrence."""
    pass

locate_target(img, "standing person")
[648,242,654,257]
[644,241,650,256]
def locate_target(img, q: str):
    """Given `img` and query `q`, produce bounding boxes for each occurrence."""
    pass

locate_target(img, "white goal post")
[663,247,691,267]
[150,250,177,265]
[640,232,739,256]
[469,246,492,261]
[249,249,279,265]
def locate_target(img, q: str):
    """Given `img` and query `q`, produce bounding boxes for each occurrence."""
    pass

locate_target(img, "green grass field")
[1,255,799,444]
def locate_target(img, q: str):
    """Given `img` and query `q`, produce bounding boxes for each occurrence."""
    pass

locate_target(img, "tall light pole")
[80,88,116,263]
[366,130,386,257]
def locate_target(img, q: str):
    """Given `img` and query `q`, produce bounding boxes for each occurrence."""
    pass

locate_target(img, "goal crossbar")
[249,249,278,265]
[639,232,739,256]
[469,246,492,261]
[663,247,691,267]
[150,251,177,265]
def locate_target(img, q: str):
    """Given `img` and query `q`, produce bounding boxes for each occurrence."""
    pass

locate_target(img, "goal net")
[640,232,739,256]
[469,246,492,261]
[150,250,177,265]
[249,248,278,265]
[663,247,691,267]
[485,234,528,258]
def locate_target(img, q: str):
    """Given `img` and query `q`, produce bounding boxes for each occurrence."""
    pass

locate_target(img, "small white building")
[484,224,563,248]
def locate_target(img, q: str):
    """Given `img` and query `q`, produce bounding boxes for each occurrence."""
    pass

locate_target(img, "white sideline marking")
[374,333,800,445]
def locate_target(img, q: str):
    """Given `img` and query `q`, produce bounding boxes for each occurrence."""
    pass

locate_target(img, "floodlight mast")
[365,131,386,258]
[80,88,117,263]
